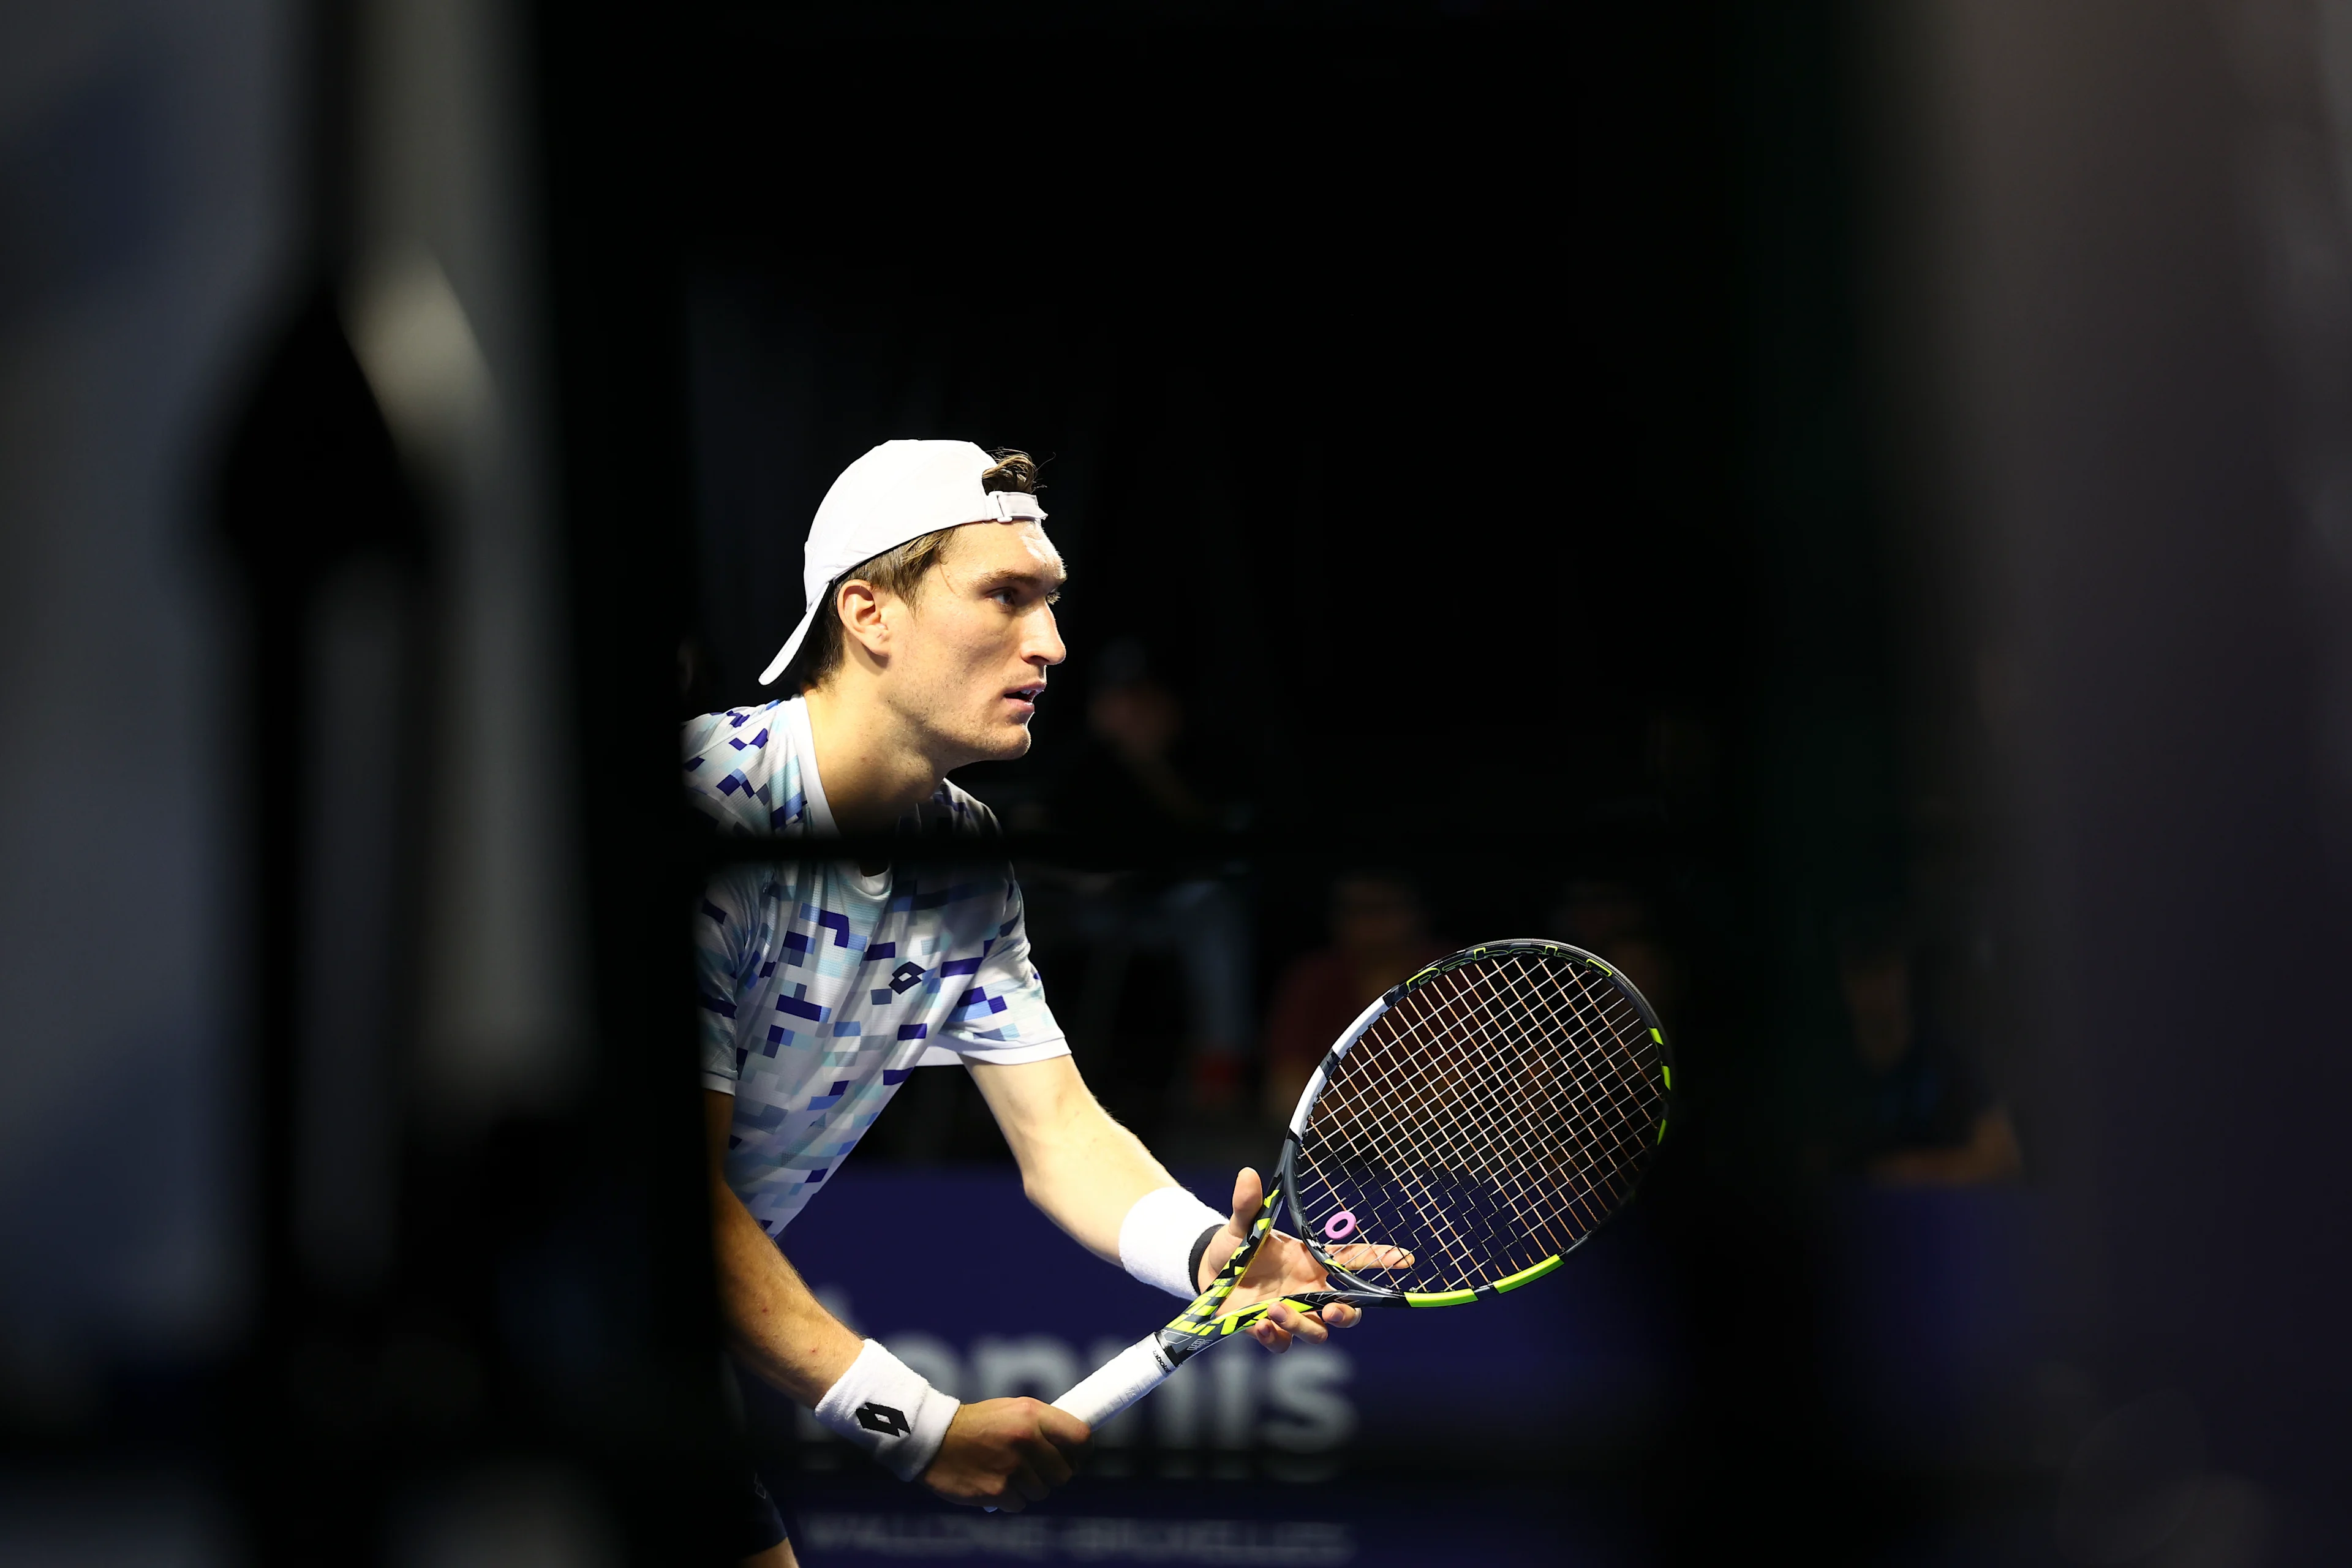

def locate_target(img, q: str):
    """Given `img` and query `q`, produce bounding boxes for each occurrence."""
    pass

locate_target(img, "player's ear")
[835,579,892,661]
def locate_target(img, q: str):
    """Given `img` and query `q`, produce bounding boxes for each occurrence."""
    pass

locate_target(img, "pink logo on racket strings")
[1321,1212,1357,1242]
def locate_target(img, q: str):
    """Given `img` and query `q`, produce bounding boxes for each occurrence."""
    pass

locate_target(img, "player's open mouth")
[1005,684,1044,714]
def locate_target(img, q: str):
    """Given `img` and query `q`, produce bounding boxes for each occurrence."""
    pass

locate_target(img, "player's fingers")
[1248,1314,1291,1351]
[1318,1303,1362,1330]
[1020,1433,1076,1488]
[1036,1406,1091,1451]
[1284,1305,1333,1345]
[1010,1459,1050,1503]
[1331,1243,1414,1272]
[1227,1167,1264,1228]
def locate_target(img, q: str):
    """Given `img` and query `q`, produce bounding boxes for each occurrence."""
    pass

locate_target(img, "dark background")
[5,1,2350,1564]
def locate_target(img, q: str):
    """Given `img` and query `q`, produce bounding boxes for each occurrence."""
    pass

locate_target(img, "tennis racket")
[1050,937,1674,1428]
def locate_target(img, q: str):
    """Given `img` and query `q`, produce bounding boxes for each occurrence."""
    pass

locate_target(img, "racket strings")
[1347,957,1655,1278]
[1295,951,1664,1292]
[1376,961,1646,1232]
[1305,982,1570,1284]
[1392,971,1616,1242]
[1496,966,1657,1242]
[1448,969,1621,1235]
[1515,960,1659,1193]
[1413,960,1651,1248]
[1300,1012,1501,1286]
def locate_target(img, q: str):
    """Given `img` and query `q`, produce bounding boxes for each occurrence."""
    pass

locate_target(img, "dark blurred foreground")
[4,2,2352,1564]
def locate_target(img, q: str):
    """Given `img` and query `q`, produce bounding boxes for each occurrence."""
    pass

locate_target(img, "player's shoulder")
[919,776,1004,839]
[682,699,807,837]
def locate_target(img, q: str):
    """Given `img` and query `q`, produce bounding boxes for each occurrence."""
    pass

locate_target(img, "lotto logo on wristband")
[818,1340,957,1480]
[854,1402,910,1438]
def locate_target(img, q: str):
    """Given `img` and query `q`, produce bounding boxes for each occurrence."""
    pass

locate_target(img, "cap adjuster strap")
[984,489,1047,522]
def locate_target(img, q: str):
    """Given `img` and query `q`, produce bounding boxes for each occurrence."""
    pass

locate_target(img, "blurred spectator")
[1548,879,1676,1030]
[1262,872,1450,1120]
[1069,643,1213,833]
[1825,912,2022,1186]
[1031,639,1254,1109]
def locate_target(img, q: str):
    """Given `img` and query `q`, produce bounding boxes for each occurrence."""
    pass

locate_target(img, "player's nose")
[1024,605,1066,667]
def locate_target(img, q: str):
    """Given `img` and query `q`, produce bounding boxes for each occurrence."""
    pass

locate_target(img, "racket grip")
[1052,1336,1175,1428]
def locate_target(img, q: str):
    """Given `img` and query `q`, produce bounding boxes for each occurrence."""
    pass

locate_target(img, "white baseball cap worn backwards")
[757,439,1049,686]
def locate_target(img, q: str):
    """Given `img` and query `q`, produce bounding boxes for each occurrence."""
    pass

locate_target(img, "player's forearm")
[1024,1115,1183,1261]
[704,1090,858,1400]
[968,1058,1183,1262]
[710,1174,863,1403]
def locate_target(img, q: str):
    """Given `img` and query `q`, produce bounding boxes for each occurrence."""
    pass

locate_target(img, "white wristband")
[814,1339,960,1481]
[1118,1185,1229,1298]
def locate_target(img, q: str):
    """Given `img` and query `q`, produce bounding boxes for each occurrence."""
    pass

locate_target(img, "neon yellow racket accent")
[1494,1254,1564,1292]
[1404,1286,1479,1308]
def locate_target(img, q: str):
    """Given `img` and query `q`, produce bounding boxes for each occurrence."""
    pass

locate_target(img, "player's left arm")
[966,1055,1364,1350]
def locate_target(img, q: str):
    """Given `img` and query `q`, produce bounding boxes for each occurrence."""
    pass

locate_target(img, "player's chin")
[971,719,1036,760]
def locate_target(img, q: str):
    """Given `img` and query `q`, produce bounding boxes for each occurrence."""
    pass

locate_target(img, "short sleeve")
[693,866,767,1093]
[682,704,796,837]
[938,876,1069,1065]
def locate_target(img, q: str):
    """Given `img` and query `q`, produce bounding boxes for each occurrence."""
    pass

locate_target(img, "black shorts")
[734,1464,790,1559]
[728,1355,802,1559]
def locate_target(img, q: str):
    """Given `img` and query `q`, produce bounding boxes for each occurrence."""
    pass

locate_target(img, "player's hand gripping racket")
[1052,938,1674,1428]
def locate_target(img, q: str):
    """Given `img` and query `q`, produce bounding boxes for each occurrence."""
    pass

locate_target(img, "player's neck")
[799,680,945,838]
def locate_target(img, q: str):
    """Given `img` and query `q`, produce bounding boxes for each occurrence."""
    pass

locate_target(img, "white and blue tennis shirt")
[685,696,1069,1236]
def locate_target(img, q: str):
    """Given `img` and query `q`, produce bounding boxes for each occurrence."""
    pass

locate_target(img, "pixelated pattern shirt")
[685,697,1068,1235]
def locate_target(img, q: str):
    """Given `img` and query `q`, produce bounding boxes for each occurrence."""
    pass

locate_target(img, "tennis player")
[686,441,1366,1566]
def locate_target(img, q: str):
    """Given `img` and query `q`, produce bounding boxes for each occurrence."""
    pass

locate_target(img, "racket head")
[1277,938,1673,1305]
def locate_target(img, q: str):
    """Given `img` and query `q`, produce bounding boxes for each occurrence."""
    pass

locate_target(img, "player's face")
[889,520,1067,766]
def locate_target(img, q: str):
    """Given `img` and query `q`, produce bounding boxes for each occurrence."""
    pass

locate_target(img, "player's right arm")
[703,1087,864,1403]
[702,1090,1088,1509]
